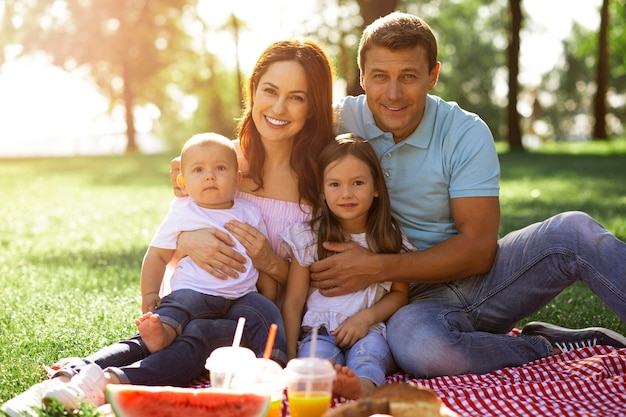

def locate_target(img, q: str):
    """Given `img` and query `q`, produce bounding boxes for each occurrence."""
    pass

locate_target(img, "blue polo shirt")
[335,94,500,250]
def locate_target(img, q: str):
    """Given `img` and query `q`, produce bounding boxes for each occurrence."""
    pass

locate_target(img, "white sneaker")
[2,379,62,417]
[42,364,106,410]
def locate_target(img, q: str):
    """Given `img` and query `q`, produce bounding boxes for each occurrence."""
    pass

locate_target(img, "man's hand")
[309,241,379,296]
[178,229,247,279]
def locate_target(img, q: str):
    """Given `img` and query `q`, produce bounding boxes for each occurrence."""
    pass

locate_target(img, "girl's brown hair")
[237,39,335,215]
[314,133,406,260]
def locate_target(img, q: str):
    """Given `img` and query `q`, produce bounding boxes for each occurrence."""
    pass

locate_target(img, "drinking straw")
[305,326,319,396]
[258,323,278,382]
[263,323,278,360]
[309,325,318,359]
[232,316,246,347]
[224,317,246,388]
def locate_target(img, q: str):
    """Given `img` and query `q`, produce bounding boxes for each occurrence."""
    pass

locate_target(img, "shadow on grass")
[499,152,626,183]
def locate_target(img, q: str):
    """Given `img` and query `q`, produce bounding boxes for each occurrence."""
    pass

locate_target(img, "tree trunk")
[349,0,398,96]
[593,0,609,140]
[230,12,244,110]
[123,61,138,154]
[507,0,523,150]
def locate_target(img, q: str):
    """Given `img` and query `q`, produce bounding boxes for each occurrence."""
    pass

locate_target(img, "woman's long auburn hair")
[237,39,335,215]
[314,134,406,260]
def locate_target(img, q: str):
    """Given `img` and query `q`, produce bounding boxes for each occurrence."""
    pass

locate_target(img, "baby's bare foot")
[332,364,366,399]
[135,312,175,353]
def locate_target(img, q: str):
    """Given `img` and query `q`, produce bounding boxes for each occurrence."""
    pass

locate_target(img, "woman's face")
[252,60,311,145]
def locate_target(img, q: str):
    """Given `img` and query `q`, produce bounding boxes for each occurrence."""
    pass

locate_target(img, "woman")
[177,38,334,295]
[1,38,334,416]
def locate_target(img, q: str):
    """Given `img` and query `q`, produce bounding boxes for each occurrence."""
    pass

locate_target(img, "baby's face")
[179,143,240,209]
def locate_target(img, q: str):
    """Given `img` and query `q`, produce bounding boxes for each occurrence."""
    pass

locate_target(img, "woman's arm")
[281,260,310,360]
[331,281,409,349]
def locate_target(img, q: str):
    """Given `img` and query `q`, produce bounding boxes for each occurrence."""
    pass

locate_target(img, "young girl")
[280,134,413,400]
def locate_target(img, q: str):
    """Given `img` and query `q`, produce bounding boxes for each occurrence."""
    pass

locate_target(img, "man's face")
[360,45,440,143]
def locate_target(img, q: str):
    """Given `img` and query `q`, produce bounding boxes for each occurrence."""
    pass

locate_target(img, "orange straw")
[263,323,278,360]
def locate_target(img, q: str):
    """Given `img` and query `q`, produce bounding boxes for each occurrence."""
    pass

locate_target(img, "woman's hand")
[177,229,247,279]
[225,220,288,285]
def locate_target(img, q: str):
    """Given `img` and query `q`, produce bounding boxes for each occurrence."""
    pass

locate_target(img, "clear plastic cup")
[284,358,336,417]
[232,358,285,417]
[204,346,256,389]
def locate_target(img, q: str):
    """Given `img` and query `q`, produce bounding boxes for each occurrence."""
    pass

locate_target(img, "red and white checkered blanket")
[191,345,626,417]
[379,345,626,417]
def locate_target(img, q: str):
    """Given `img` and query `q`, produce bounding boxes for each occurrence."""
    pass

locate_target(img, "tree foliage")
[2,0,624,154]
[404,0,508,140]
[541,0,624,141]
[2,0,219,153]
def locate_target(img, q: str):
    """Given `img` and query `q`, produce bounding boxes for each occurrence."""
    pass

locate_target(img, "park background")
[1,0,625,411]
[1,0,623,156]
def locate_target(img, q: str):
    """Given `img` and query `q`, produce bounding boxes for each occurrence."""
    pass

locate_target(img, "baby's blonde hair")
[180,132,237,171]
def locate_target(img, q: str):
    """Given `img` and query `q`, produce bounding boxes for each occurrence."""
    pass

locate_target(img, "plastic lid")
[204,346,256,373]
[284,357,336,379]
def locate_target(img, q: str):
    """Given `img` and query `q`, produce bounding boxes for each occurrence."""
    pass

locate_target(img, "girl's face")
[322,155,379,234]
[252,60,311,146]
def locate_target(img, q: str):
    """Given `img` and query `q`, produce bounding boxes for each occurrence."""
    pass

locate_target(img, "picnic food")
[322,383,448,417]
[106,385,269,417]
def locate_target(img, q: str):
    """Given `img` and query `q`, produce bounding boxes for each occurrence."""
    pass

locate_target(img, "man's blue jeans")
[387,211,626,378]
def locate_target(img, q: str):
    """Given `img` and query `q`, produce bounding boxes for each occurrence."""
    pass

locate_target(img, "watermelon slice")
[106,385,269,417]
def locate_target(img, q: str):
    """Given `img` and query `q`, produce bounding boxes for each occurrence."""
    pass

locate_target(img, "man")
[309,12,626,378]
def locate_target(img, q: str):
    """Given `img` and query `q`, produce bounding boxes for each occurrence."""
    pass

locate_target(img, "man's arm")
[309,196,500,296]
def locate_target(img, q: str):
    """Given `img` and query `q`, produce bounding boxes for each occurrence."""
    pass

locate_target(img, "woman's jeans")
[61,291,286,386]
[298,329,395,387]
[387,211,626,378]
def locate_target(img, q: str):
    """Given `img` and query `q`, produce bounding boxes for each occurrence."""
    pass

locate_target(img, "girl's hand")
[177,229,247,279]
[331,315,370,349]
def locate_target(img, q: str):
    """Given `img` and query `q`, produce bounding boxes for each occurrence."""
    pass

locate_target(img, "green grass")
[1,141,626,406]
